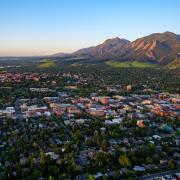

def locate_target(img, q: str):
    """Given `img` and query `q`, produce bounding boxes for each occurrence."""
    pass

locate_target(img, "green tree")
[118,155,131,167]
[145,156,153,164]
[48,176,54,180]
[40,150,46,166]
[88,175,95,180]
[32,169,42,180]
[93,130,100,146]
[168,160,176,170]
[101,139,107,151]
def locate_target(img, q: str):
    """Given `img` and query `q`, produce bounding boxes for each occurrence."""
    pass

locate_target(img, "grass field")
[168,59,180,69]
[105,60,156,68]
[38,59,56,68]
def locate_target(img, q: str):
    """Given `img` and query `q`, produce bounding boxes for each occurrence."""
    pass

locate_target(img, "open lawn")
[105,60,156,68]
[168,59,180,69]
[38,59,56,68]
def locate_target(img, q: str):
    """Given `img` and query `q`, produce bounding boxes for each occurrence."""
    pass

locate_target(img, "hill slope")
[53,32,180,66]
[114,31,180,65]
[73,37,130,57]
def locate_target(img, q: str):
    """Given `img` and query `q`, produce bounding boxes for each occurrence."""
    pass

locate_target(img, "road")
[14,98,23,120]
[137,169,180,180]
[93,73,106,87]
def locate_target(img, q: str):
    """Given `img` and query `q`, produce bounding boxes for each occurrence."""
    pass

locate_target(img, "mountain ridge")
[52,31,180,66]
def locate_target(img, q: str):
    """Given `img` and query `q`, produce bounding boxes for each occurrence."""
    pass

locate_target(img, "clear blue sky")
[0,0,179,56]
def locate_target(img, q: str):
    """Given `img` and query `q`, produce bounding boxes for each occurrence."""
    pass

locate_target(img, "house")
[174,173,180,180]
[127,84,132,91]
[65,85,77,90]
[175,139,180,146]
[64,120,71,126]
[75,174,88,180]
[94,172,103,179]
[105,118,123,126]
[44,111,51,117]
[88,108,105,117]
[76,155,89,166]
[0,107,16,118]
[119,168,127,176]
[160,159,168,166]
[45,152,59,160]
[133,166,145,172]
[160,124,174,133]
[28,105,48,113]
[76,119,85,125]
[98,96,110,105]
[160,175,176,180]
[43,97,58,102]
[20,157,28,166]
[152,135,161,140]
[141,100,152,105]
[137,120,146,128]
[171,98,180,104]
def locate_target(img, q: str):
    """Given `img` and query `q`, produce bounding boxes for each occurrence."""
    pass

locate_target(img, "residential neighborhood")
[0,69,179,179]
[0,0,180,179]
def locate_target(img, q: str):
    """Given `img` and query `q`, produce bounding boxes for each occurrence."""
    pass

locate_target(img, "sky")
[0,0,180,56]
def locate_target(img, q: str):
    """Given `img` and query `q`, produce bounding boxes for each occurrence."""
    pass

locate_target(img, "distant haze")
[0,0,180,56]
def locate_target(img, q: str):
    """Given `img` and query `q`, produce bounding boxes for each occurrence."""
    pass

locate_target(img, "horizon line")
[0,30,178,57]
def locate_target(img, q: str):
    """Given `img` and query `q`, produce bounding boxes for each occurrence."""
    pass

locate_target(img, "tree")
[48,176,54,180]
[118,155,131,167]
[101,139,107,151]
[149,143,156,152]
[73,129,82,145]
[168,160,176,170]
[125,170,136,178]
[93,130,100,146]
[40,150,46,166]
[88,175,95,180]
[32,169,42,179]
[145,156,153,164]
[95,152,109,168]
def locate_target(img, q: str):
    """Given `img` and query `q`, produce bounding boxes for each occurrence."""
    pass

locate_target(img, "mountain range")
[53,31,180,66]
